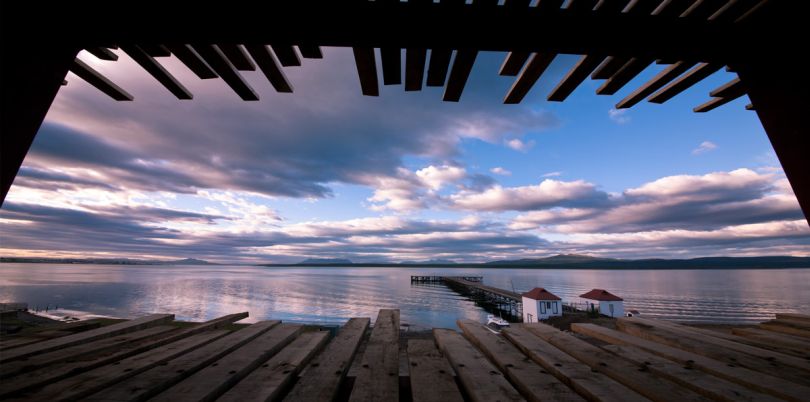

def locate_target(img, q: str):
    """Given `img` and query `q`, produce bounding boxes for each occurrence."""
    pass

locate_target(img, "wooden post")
[0,42,79,206]
[735,59,810,227]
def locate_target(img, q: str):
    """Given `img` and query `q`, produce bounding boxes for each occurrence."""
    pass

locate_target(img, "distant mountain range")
[0,257,215,265]
[265,254,810,269]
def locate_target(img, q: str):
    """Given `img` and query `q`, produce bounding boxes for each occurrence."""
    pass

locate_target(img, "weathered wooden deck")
[1,310,809,401]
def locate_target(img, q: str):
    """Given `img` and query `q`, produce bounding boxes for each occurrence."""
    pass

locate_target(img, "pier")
[411,276,523,321]
[2,309,809,401]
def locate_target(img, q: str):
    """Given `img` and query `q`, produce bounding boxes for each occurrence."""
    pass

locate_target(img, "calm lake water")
[1,264,809,328]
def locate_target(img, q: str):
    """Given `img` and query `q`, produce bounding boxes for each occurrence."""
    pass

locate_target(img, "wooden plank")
[616,61,695,108]
[733,0,770,23]
[139,44,171,57]
[745,103,754,110]
[405,48,427,91]
[298,44,323,59]
[596,57,654,95]
[407,339,464,402]
[602,344,782,402]
[443,49,477,102]
[352,47,379,96]
[457,320,584,402]
[499,51,532,76]
[624,0,663,15]
[502,326,646,402]
[348,309,400,402]
[271,45,301,67]
[616,318,810,383]
[731,328,810,356]
[121,45,193,99]
[572,323,810,402]
[217,44,256,71]
[709,77,745,97]
[567,0,599,13]
[0,313,173,362]
[0,312,247,398]
[771,318,810,330]
[680,0,727,19]
[244,44,293,92]
[433,328,524,402]
[426,48,452,86]
[776,313,810,323]
[0,320,102,350]
[284,317,370,402]
[380,47,402,85]
[192,44,259,100]
[504,53,556,104]
[548,54,604,101]
[85,47,118,61]
[648,62,722,103]
[523,323,709,402]
[218,331,330,402]
[146,323,302,402]
[15,329,230,401]
[69,58,133,101]
[760,321,810,338]
[165,44,218,79]
[0,325,177,379]
[591,56,630,79]
[693,95,742,112]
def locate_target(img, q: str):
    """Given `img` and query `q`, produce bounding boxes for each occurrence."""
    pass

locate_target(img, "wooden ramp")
[1,310,808,401]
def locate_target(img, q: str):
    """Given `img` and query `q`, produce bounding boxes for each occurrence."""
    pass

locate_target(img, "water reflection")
[1,264,808,326]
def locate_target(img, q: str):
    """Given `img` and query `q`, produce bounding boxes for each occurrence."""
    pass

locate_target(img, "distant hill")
[0,257,216,265]
[297,258,353,265]
[486,254,616,266]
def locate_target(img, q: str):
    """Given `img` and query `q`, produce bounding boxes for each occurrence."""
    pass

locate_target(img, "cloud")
[505,138,536,152]
[692,141,717,155]
[608,108,630,124]
[542,171,562,177]
[450,179,609,211]
[490,167,511,176]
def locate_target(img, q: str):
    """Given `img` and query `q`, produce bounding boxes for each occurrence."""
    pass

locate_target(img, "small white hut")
[580,289,624,317]
[521,288,562,323]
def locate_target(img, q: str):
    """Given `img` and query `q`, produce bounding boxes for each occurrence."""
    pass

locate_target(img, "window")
[546,302,551,309]
[552,302,558,314]
[527,313,533,323]
[540,302,546,314]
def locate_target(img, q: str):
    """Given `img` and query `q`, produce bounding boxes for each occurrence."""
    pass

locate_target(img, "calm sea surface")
[1,264,809,328]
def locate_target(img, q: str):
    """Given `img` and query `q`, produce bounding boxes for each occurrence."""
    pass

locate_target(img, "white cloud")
[542,171,562,177]
[450,179,605,211]
[692,141,717,155]
[490,167,511,176]
[505,138,536,152]
[415,165,466,191]
[608,108,630,124]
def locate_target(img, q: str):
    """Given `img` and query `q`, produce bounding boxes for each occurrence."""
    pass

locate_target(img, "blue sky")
[1,48,807,263]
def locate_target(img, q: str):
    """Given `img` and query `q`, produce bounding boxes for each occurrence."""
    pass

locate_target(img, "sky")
[1,47,808,263]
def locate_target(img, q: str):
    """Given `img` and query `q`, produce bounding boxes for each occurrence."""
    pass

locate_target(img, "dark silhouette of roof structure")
[1,0,808,227]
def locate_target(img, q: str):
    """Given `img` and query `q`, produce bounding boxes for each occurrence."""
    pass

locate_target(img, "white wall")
[599,301,624,317]
[522,297,562,322]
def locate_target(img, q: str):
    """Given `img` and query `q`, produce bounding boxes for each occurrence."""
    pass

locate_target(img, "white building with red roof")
[580,289,624,318]
[521,288,562,322]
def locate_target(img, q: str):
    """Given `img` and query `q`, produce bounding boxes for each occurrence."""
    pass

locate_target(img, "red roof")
[521,288,561,301]
[580,289,623,301]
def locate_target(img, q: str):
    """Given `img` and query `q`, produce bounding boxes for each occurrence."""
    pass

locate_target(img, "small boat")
[485,314,510,334]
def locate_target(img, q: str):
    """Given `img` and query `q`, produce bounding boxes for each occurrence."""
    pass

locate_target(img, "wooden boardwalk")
[1,311,809,401]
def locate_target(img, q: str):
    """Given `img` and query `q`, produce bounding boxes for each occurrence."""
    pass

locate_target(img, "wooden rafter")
[165,44,218,80]
[380,48,402,85]
[504,53,556,104]
[405,48,427,91]
[217,44,256,71]
[192,45,259,101]
[647,62,722,103]
[69,58,133,101]
[271,45,301,67]
[443,49,477,102]
[499,52,531,76]
[121,45,193,100]
[596,57,654,95]
[426,49,452,87]
[85,47,118,61]
[297,44,323,59]
[615,61,695,108]
[352,47,379,96]
[548,54,603,102]
[244,44,293,93]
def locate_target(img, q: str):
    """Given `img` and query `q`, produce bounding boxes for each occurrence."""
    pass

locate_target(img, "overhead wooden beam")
[499,51,531,76]
[426,48,452,86]
[380,48,401,85]
[217,44,256,71]
[591,56,630,79]
[624,0,663,15]
[139,44,171,57]
[567,0,599,13]
[352,47,379,96]
[616,60,695,108]
[709,76,745,97]
[69,58,133,101]
[121,45,193,99]
[745,102,754,110]
[192,44,259,101]
[405,48,427,91]
[652,0,694,16]
[734,0,770,24]
[165,44,218,79]
[548,53,603,101]
[596,57,654,95]
[297,44,323,58]
[504,52,556,104]
[244,44,293,93]
[647,62,722,103]
[443,49,477,102]
[680,0,727,19]
[85,47,118,61]
[271,45,301,67]
[537,0,566,12]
